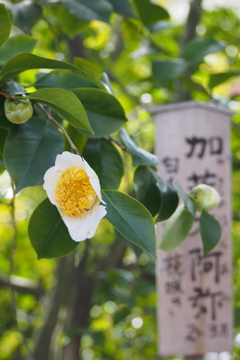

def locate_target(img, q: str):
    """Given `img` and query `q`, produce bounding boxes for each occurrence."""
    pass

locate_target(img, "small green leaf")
[200,210,221,257]
[103,190,156,258]
[184,37,225,66]
[0,4,11,49]
[33,71,98,90]
[29,198,78,259]
[0,35,37,64]
[134,166,161,216]
[152,59,187,87]
[4,114,64,193]
[62,0,113,23]
[156,179,179,221]
[173,179,195,216]
[28,88,92,133]
[83,138,124,189]
[0,53,82,84]
[133,0,169,26]
[160,204,195,251]
[120,127,158,166]
[73,88,127,137]
[209,71,240,89]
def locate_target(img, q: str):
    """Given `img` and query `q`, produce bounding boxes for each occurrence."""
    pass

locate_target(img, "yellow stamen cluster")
[56,167,97,217]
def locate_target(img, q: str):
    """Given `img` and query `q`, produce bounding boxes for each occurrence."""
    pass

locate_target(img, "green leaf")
[0,127,8,155]
[62,0,113,23]
[133,0,169,26]
[209,71,240,89]
[102,190,156,258]
[119,127,158,166]
[4,114,64,193]
[0,4,11,49]
[184,37,225,66]
[28,88,92,133]
[0,35,37,64]
[0,53,82,84]
[33,71,98,91]
[107,0,135,18]
[152,59,187,87]
[83,138,124,190]
[134,166,161,217]
[28,198,78,259]
[74,58,102,79]
[11,1,42,34]
[199,210,221,257]
[159,204,195,251]
[156,179,179,221]
[0,95,12,130]
[173,179,195,216]
[73,88,127,137]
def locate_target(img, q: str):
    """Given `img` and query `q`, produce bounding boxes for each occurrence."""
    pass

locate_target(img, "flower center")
[56,167,97,217]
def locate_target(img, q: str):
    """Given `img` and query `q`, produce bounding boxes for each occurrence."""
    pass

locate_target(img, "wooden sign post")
[152,102,233,357]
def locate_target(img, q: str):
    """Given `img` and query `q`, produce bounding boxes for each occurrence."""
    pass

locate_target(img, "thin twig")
[107,135,129,153]
[37,103,80,155]
[0,91,13,98]
[8,181,36,360]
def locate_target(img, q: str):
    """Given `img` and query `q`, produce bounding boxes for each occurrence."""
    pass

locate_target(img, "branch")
[0,274,45,299]
[37,103,80,155]
[174,0,203,102]
[7,181,36,360]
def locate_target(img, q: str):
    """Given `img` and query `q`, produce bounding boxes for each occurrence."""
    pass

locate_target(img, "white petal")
[43,151,107,242]
[60,202,107,241]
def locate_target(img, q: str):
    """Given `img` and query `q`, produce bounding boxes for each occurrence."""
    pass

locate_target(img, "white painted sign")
[152,102,233,357]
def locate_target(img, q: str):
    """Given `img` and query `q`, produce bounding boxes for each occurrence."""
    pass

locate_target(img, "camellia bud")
[4,98,33,124]
[189,184,220,212]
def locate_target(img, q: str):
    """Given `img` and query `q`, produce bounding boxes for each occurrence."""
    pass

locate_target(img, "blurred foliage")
[0,0,240,359]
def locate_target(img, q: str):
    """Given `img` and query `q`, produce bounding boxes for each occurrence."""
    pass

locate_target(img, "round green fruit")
[4,98,33,124]
[189,184,220,212]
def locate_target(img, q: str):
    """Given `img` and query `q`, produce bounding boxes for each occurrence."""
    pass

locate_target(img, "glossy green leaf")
[28,88,92,133]
[0,53,82,83]
[0,35,37,64]
[0,4,11,49]
[120,128,158,166]
[184,37,225,65]
[134,166,161,217]
[4,114,64,193]
[156,179,179,221]
[133,0,169,26]
[33,71,98,91]
[65,124,87,155]
[73,88,127,137]
[0,127,8,155]
[209,71,240,89]
[29,198,78,259]
[173,179,195,216]
[152,59,187,87]
[103,190,156,258]
[83,138,124,189]
[62,0,113,23]
[107,0,135,18]
[0,95,12,130]
[1,80,26,96]
[200,210,222,257]
[159,204,194,251]
[74,58,102,79]
[11,1,42,34]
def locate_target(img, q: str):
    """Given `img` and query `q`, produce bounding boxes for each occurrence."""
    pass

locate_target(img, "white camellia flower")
[189,184,221,212]
[43,151,107,242]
